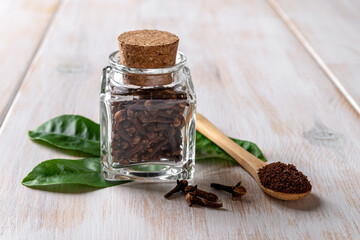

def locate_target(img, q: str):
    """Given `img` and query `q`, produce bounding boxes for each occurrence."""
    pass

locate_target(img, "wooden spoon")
[196,113,311,201]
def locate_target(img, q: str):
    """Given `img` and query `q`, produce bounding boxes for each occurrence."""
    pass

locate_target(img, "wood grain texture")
[196,113,267,179]
[0,0,60,125]
[1,0,360,239]
[268,0,360,113]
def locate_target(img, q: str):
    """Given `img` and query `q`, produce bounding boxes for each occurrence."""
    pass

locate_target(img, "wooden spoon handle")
[196,113,266,179]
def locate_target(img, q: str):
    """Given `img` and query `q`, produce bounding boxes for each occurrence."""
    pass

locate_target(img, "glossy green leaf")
[196,132,267,163]
[24,115,267,189]
[28,115,100,157]
[22,158,129,188]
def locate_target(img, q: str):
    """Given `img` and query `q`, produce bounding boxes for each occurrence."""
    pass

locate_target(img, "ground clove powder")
[258,162,312,194]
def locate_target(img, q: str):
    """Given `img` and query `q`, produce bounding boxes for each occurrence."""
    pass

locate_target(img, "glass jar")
[100,51,196,181]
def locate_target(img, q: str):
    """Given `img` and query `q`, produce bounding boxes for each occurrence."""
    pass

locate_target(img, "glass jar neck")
[108,51,187,87]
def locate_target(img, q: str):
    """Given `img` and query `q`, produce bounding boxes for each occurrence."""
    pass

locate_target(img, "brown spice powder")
[258,162,312,194]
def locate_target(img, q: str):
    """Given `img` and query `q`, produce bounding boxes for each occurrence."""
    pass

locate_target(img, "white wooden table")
[1,0,360,239]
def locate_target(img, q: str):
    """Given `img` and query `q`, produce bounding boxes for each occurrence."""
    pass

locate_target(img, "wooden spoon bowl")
[196,113,311,201]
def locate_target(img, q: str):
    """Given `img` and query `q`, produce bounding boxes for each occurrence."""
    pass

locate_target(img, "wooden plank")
[268,0,360,114]
[0,0,60,125]
[0,0,360,239]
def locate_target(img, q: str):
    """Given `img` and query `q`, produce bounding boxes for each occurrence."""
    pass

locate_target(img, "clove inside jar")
[100,51,196,181]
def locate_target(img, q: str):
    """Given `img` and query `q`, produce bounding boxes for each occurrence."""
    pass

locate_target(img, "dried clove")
[184,185,219,202]
[111,90,187,164]
[185,192,223,208]
[164,180,188,198]
[210,182,247,201]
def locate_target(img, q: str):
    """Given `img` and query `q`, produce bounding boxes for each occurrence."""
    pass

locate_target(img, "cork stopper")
[117,30,179,86]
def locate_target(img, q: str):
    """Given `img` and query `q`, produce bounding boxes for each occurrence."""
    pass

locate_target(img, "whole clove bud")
[111,97,187,164]
[211,181,246,201]
[164,180,188,199]
[185,192,223,209]
[184,185,219,202]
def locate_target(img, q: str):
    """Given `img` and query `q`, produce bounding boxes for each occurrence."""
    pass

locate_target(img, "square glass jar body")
[100,51,196,181]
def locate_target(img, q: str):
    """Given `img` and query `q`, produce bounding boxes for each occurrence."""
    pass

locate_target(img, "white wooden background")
[1,0,359,239]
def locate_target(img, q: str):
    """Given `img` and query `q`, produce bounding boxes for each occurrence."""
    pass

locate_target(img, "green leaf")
[28,115,266,163]
[196,132,267,163]
[22,158,129,188]
[24,115,267,189]
[28,115,100,157]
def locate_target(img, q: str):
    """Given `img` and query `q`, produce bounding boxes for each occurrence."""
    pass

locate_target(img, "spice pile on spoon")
[195,113,312,201]
[258,162,311,194]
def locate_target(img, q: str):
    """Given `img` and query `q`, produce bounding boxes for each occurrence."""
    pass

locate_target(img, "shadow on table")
[266,192,322,211]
